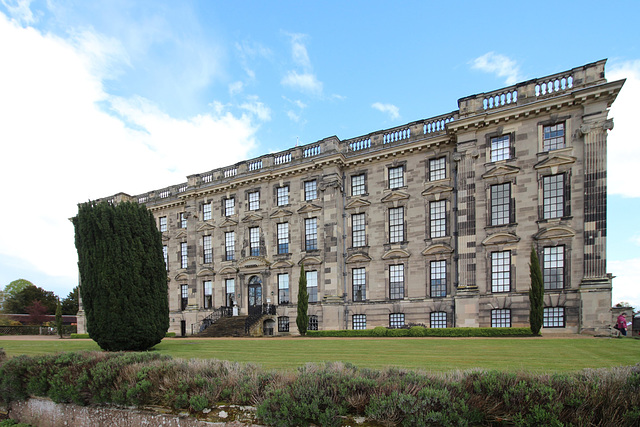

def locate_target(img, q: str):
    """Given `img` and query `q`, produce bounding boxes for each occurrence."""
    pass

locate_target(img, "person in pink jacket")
[616,313,628,336]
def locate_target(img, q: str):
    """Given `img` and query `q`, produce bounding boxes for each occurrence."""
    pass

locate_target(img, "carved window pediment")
[218,266,238,275]
[241,213,263,223]
[381,190,410,204]
[271,259,295,269]
[345,198,371,210]
[297,203,322,214]
[270,209,293,219]
[534,225,575,241]
[482,165,520,180]
[174,230,187,239]
[298,255,323,266]
[421,185,453,199]
[238,256,270,269]
[196,268,215,277]
[421,243,453,256]
[174,272,189,281]
[197,222,215,232]
[219,218,238,228]
[346,253,372,264]
[534,155,577,171]
[482,232,520,246]
[162,234,171,242]
[382,248,411,260]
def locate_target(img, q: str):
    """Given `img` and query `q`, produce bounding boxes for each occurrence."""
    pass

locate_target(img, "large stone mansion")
[78,59,624,336]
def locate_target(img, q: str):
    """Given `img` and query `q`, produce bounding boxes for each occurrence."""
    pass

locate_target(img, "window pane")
[203,235,212,264]
[249,191,260,211]
[543,123,565,151]
[225,232,235,261]
[491,135,510,162]
[491,251,510,292]
[305,181,317,201]
[543,307,565,328]
[225,198,235,216]
[181,242,188,269]
[351,174,365,196]
[430,312,447,328]
[543,174,564,219]
[429,157,446,181]
[390,264,404,299]
[305,218,318,251]
[389,313,405,329]
[543,246,565,290]
[430,200,446,238]
[277,186,289,206]
[491,183,511,226]
[352,213,366,247]
[389,166,404,189]
[250,227,260,256]
[491,309,511,327]
[430,260,446,297]
[203,203,211,221]
[278,316,290,332]
[389,207,404,243]
[277,222,289,254]
[353,314,366,330]
[278,273,290,304]
[306,270,318,303]
[352,268,366,301]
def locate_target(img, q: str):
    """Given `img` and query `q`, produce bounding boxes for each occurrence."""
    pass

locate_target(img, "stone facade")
[78,60,624,336]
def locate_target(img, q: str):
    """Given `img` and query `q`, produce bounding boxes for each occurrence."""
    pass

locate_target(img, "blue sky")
[1,0,639,308]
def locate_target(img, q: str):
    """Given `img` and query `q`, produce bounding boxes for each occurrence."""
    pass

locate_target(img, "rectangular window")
[543,174,565,219]
[181,284,188,310]
[278,273,290,304]
[180,242,188,269]
[543,123,565,151]
[389,166,404,189]
[225,198,235,216]
[491,251,511,293]
[430,200,446,238]
[248,191,260,211]
[490,134,511,162]
[353,314,367,330]
[543,246,565,290]
[179,212,187,229]
[306,270,318,303]
[543,307,565,328]
[203,280,212,309]
[352,213,366,247]
[304,180,317,201]
[389,264,404,300]
[352,268,366,301]
[389,313,405,329]
[159,217,167,232]
[225,278,235,306]
[163,245,168,271]
[278,316,290,332]
[249,227,260,256]
[308,315,318,331]
[491,183,511,226]
[203,235,212,264]
[351,174,366,196]
[225,232,235,261]
[389,207,404,243]
[430,260,446,298]
[203,203,212,221]
[305,218,318,251]
[277,186,289,206]
[430,312,447,328]
[277,222,289,254]
[491,309,511,328]
[429,157,446,181]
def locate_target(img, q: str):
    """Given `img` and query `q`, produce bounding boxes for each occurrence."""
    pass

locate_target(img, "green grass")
[1,337,638,372]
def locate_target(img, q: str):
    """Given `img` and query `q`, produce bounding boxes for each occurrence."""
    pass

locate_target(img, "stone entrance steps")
[196,316,248,337]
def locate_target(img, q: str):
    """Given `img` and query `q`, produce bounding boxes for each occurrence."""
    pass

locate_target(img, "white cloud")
[610,259,640,310]
[607,60,640,198]
[1,0,34,24]
[0,12,257,285]
[239,96,272,122]
[287,110,300,122]
[288,32,311,69]
[229,81,244,96]
[471,52,521,85]
[281,70,323,95]
[372,102,400,120]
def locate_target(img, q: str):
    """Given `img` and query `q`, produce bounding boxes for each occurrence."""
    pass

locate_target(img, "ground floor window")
[389,313,405,329]
[180,284,188,311]
[430,311,447,328]
[543,306,565,328]
[491,309,511,328]
[308,315,318,331]
[353,314,366,330]
[278,316,289,332]
[203,280,212,309]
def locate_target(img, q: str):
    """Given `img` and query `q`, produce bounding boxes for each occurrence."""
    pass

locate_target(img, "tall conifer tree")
[73,201,169,351]
[529,246,544,335]
[296,264,309,336]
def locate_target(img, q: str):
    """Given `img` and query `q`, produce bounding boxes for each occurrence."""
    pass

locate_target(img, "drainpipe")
[342,172,348,330]
[452,151,459,328]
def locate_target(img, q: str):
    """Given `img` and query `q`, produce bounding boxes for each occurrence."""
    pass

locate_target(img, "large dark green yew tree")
[296,264,309,336]
[73,201,168,351]
[529,246,544,336]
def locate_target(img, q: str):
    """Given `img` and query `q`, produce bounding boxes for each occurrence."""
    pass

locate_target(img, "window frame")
[304,180,317,201]
[163,245,168,271]
[352,314,367,330]
[203,280,212,309]
[490,134,511,162]
[351,174,366,196]
[352,267,366,302]
[203,235,212,264]
[277,222,289,254]
[543,174,565,219]
[278,316,290,332]
[306,270,318,303]
[224,197,235,216]
[305,217,318,251]
[352,213,366,248]
[202,203,212,221]
[430,260,446,298]
[159,217,167,232]
[429,200,446,238]
[225,278,235,306]
[490,182,512,226]
[225,231,235,261]
[249,227,260,257]
[388,165,404,189]
[430,311,447,329]
[248,191,260,211]
[429,157,446,181]
[278,273,290,304]
[308,315,319,331]
[277,185,289,206]
[389,313,405,329]
[491,309,511,328]
[543,306,565,328]
[389,207,404,243]
[543,122,565,151]
[180,284,188,311]
[543,246,565,290]
[491,250,511,293]
[179,212,187,229]
[389,264,405,300]
[180,242,188,269]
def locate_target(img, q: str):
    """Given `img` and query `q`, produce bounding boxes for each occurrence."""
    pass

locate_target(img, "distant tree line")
[1,279,79,325]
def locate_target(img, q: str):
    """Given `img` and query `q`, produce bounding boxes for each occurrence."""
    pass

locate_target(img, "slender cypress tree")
[296,264,309,336]
[55,298,63,339]
[73,201,169,351]
[529,246,544,335]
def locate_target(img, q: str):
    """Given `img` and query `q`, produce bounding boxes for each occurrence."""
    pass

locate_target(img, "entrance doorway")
[248,276,262,315]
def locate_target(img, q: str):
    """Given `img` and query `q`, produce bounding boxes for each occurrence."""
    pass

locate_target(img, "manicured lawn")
[1,336,638,372]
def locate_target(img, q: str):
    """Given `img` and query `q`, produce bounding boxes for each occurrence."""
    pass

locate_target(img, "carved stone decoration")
[534,155,577,170]
[482,164,520,180]
[196,222,215,232]
[481,232,520,246]
[174,230,187,239]
[269,209,293,219]
[533,225,576,241]
[346,253,372,264]
[219,217,238,228]
[196,268,215,277]
[345,198,371,210]
[174,273,189,281]
[298,255,323,266]
[271,259,295,269]
[381,248,411,260]
[421,243,454,256]
[297,203,322,214]
[380,190,410,204]
[238,256,270,270]
[218,266,238,275]
[421,185,453,199]
[241,213,263,223]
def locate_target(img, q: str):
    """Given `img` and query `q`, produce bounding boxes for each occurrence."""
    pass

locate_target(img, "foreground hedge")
[0,351,639,426]
[307,326,534,338]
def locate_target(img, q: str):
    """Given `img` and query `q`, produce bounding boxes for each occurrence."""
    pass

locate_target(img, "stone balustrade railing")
[116,60,606,206]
